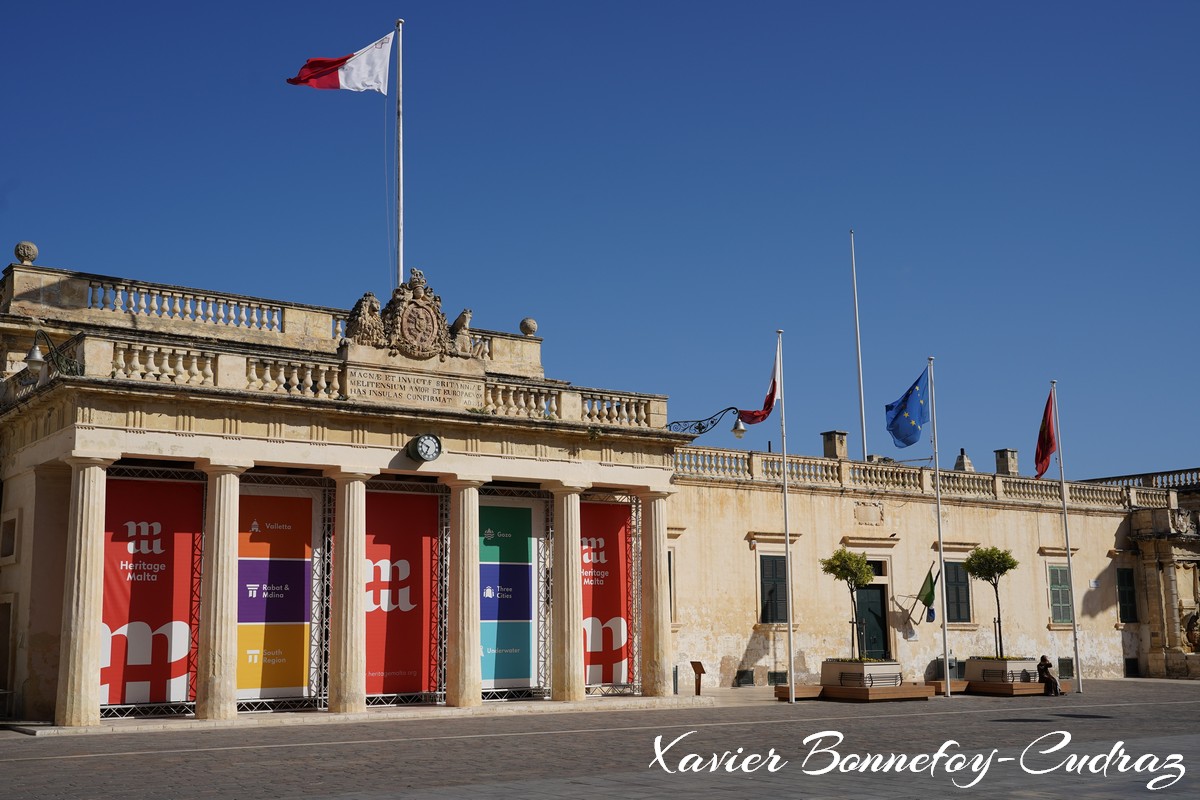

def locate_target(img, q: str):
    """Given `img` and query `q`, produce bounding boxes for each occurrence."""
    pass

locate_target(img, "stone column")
[444,477,488,707]
[1162,541,1184,652]
[549,484,588,701]
[1139,543,1167,677]
[638,491,673,697]
[55,454,116,727]
[194,463,248,720]
[326,469,376,713]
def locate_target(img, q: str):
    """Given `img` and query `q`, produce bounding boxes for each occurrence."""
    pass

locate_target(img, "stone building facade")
[0,243,1196,725]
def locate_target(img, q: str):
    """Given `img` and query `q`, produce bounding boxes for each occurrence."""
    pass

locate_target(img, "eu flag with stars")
[885,367,930,447]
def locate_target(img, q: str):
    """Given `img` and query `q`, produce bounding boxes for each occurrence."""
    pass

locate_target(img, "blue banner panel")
[479,563,533,622]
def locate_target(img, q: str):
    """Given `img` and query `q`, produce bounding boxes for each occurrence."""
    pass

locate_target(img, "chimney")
[821,430,848,460]
[994,448,1019,476]
[953,448,975,472]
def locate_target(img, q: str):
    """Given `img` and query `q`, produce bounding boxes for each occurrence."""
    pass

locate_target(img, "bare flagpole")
[1052,380,1084,693]
[778,331,795,703]
[395,19,404,289]
[850,230,868,461]
[928,357,952,699]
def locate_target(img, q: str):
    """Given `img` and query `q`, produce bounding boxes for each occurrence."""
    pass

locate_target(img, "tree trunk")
[993,581,1005,658]
[850,587,865,658]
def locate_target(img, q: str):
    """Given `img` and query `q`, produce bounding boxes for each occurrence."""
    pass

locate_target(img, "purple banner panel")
[237,559,311,624]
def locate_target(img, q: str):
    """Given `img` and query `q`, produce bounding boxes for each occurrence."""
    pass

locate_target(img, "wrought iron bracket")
[666,406,739,435]
[22,329,82,385]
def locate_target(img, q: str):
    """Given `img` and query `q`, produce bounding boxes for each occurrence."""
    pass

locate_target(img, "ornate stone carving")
[345,269,474,361]
[345,292,385,347]
[1172,510,1197,535]
[14,241,38,265]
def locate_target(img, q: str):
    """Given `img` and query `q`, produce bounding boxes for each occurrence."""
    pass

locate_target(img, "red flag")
[1034,390,1057,478]
[737,340,781,425]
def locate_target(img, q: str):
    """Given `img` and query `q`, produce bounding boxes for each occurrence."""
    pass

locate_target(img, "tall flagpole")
[778,330,795,703]
[1052,380,1084,693]
[928,357,952,699]
[850,230,868,461]
[395,19,404,289]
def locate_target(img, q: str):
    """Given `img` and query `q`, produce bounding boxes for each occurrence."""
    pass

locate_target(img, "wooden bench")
[924,679,969,694]
[981,667,1036,683]
[821,681,934,703]
[773,684,824,700]
[967,680,1073,697]
[837,671,902,688]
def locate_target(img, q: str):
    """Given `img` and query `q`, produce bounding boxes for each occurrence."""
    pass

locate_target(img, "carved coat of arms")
[344,269,476,360]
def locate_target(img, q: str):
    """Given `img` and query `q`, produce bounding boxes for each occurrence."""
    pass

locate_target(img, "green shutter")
[945,562,971,623]
[760,555,788,624]
[1116,568,1137,623]
[1049,566,1073,623]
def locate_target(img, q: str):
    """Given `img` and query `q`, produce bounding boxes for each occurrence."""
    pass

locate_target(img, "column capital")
[196,459,252,476]
[544,481,590,496]
[442,475,490,490]
[324,467,379,482]
[636,489,673,502]
[63,452,118,469]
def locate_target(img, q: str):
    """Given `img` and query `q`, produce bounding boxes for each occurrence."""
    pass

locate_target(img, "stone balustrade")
[850,461,922,491]
[674,445,1171,511]
[0,330,667,432]
[245,356,343,400]
[483,382,560,419]
[580,391,654,428]
[87,279,290,334]
[1083,468,1200,491]
[112,342,215,386]
[1,264,545,379]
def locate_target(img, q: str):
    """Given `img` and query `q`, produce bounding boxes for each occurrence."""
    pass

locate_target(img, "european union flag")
[885,367,930,447]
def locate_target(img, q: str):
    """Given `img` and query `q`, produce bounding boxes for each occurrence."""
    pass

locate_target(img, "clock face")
[412,434,441,462]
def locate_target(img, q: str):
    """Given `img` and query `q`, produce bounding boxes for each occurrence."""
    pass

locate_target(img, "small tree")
[820,547,875,659]
[963,546,1020,658]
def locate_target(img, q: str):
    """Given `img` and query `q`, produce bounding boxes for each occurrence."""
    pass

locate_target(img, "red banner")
[364,492,438,694]
[101,479,204,704]
[580,502,632,685]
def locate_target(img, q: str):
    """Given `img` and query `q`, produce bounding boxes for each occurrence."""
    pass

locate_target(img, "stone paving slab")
[1,679,1197,798]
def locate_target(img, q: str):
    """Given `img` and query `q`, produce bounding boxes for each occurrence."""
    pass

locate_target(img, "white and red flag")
[738,339,782,425]
[286,32,394,94]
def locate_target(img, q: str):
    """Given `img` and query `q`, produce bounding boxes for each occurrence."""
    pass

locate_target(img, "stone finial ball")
[519,317,538,336]
[14,241,38,265]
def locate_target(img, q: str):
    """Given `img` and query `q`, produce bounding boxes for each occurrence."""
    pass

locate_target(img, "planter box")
[963,657,1037,683]
[820,660,903,688]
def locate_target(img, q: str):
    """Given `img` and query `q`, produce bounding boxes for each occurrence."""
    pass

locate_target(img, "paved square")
[2,679,1196,798]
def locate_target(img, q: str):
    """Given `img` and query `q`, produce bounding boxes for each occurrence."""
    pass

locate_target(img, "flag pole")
[395,19,404,289]
[778,330,795,703]
[928,357,952,699]
[850,230,868,461]
[1051,380,1084,693]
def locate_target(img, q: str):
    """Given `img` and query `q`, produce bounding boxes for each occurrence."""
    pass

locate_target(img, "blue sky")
[5,1,1197,479]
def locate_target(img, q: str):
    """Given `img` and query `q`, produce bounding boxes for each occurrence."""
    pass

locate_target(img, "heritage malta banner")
[365,491,438,695]
[237,494,314,699]
[581,502,632,685]
[102,478,204,705]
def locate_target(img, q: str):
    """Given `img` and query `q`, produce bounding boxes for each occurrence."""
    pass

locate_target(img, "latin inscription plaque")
[346,366,485,410]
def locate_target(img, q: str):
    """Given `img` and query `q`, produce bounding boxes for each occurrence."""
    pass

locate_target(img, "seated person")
[1037,655,1063,696]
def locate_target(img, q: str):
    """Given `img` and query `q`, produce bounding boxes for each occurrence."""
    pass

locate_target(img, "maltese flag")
[286,32,394,94]
[738,339,781,425]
